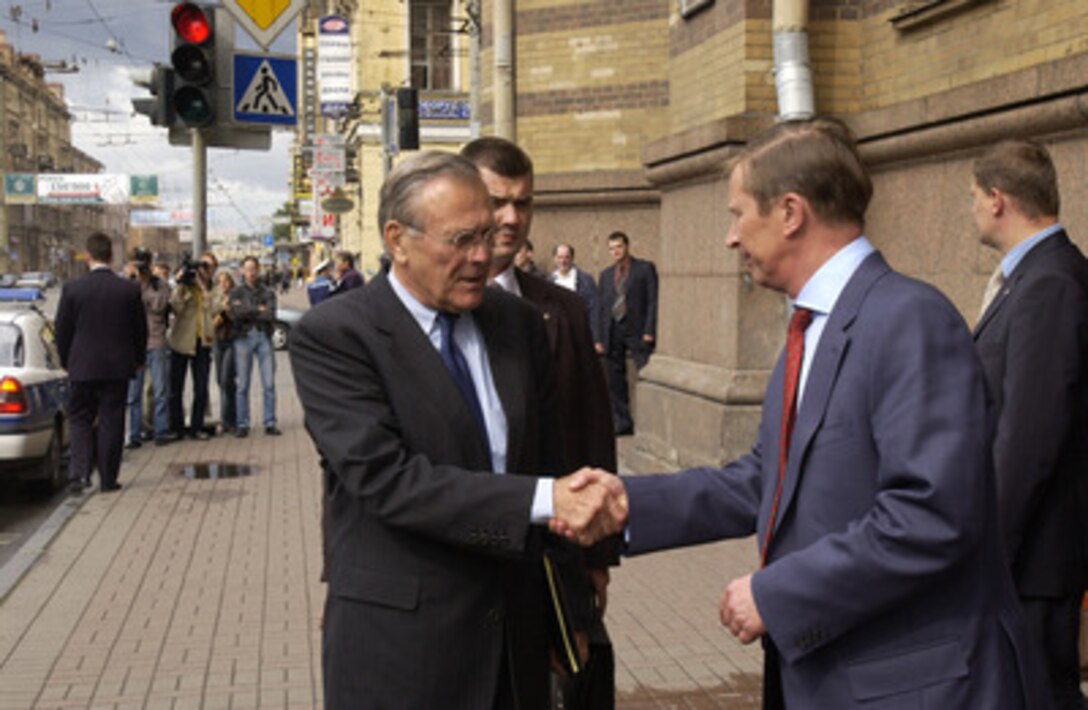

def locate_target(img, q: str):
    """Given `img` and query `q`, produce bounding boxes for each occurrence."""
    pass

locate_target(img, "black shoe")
[235,427,249,438]
[100,482,122,493]
[264,426,282,436]
[158,431,180,443]
[68,480,88,495]
[125,440,142,450]
[615,426,634,437]
[191,429,211,441]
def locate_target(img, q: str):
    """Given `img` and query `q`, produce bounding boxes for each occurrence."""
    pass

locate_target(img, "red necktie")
[761,307,813,566]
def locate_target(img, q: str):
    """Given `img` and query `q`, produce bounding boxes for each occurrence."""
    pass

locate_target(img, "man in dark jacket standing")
[596,231,658,435]
[55,232,147,493]
[971,139,1088,710]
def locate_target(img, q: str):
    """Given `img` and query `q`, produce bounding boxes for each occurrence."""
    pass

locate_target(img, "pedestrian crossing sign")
[233,53,297,126]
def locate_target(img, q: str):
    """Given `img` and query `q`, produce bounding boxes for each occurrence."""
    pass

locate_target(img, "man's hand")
[549,468,628,546]
[719,574,765,644]
[594,343,605,355]
[642,334,654,344]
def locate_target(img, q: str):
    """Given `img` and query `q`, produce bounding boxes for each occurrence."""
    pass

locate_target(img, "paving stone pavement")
[0,290,763,709]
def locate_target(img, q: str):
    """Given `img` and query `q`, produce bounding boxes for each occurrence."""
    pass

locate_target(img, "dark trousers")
[170,343,211,435]
[213,338,237,430]
[605,320,652,434]
[1020,595,1085,710]
[68,379,128,488]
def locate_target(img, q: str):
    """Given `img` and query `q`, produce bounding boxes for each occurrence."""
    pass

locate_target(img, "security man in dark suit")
[289,151,617,710]
[55,232,147,493]
[596,231,658,435]
[971,139,1088,710]
[462,136,619,709]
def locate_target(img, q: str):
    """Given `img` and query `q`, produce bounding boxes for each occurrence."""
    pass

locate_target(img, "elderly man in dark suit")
[289,151,615,710]
[970,139,1088,710]
[55,232,147,493]
[461,136,618,709]
[596,230,657,435]
[556,119,1049,709]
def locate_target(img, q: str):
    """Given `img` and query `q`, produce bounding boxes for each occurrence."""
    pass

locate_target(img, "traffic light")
[170,2,216,127]
[396,87,420,151]
[131,64,175,127]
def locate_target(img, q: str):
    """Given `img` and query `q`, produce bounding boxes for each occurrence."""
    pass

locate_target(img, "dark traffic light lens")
[171,3,210,44]
[173,86,213,125]
[171,45,211,83]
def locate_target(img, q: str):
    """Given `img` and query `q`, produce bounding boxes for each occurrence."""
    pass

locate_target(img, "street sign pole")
[193,127,207,257]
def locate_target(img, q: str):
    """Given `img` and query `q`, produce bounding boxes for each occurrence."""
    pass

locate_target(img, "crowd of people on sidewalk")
[52,246,367,500]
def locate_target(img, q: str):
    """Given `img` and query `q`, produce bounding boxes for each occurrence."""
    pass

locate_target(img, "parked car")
[15,271,55,290]
[0,288,69,493]
[272,306,303,351]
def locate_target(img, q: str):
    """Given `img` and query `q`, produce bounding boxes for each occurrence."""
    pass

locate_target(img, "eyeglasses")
[404,224,496,251]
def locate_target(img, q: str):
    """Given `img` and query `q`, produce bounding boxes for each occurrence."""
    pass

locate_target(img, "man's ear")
[989,188,1008,218]
[780,192,807,238]
[383,221,408,264]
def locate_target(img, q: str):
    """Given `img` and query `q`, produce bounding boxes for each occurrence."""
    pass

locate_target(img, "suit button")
[487,608,501,623]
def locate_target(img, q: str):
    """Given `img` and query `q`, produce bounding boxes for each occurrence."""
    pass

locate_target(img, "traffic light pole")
[192,128,207,257]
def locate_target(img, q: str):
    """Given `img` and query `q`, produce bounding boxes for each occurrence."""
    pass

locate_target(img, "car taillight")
[0,376,28,414]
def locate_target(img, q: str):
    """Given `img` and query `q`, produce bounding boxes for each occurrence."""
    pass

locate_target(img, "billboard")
[37,174,130,204]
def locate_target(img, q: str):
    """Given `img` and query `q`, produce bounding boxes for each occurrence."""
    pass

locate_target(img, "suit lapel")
[973,230,1069,338]
[769,252,889,541]
[369,273,492,466]
[516,271,558,353]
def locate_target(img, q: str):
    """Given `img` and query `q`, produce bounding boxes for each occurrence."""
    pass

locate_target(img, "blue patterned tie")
[435,312,491,463]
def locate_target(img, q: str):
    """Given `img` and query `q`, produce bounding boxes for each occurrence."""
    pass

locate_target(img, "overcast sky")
[0,0,296,236]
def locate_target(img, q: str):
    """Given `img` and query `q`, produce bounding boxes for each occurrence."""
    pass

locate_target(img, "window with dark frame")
[410,0,453,91]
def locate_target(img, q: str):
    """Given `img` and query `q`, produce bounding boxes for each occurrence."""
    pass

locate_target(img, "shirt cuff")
[530,478,554,524]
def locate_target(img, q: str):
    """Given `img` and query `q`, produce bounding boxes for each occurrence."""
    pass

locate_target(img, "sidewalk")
[0,295,763,709]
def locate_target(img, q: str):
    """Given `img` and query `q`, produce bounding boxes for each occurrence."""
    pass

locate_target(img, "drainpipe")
[493,0,515,140]
[773,0,814,120]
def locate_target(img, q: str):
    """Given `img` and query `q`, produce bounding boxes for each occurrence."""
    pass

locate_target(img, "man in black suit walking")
[55,232,147,493]
[596,231,658,435]
[971,139,1088,710]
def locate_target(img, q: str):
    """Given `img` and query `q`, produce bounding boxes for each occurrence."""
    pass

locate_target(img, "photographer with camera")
[228,255,280,437]
[167,255,215,440]
[124,249,172,448]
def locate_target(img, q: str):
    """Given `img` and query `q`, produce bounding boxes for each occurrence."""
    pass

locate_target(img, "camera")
[178,255,199,286]
[130,248,152,278]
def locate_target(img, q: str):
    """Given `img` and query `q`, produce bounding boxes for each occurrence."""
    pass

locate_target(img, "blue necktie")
[435,312,491,463]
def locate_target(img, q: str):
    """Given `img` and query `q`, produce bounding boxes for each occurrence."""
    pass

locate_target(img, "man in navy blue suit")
[55,232,147,493]
[554,119,1049,709]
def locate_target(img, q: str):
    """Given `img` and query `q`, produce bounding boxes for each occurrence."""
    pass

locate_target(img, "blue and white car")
[0,288,69,492]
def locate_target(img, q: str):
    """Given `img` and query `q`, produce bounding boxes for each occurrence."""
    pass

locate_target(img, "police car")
[0,288,68,492]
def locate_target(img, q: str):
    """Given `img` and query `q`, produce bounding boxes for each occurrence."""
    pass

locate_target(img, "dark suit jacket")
[597,256,658,349]
[517,270,615,473]
[973,230,1088,597]
[623,252,1047,708]
[55,268,147,382]
[289,271,570,710]
[517,270,618,569]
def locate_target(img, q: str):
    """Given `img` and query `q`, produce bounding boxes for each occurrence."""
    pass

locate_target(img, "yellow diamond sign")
[223,0,306,49]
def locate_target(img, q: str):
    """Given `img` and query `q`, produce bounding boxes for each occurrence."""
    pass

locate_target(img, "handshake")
[549,468,629,545]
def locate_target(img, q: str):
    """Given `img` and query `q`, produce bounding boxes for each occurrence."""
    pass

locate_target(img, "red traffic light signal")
[171,3,210,44]
[170,2,215,126]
